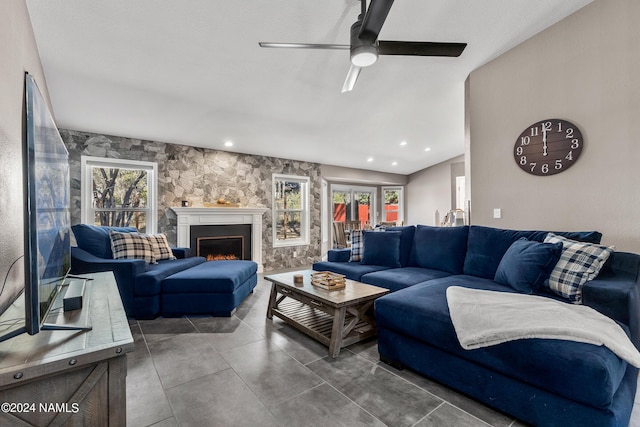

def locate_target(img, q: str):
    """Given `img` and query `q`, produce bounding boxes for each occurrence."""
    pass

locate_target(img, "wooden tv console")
[0,272,133,426]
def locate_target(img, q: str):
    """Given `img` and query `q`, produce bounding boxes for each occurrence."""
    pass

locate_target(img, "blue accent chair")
[70,224,258,319]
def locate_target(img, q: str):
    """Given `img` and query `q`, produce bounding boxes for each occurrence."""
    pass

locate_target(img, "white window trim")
[81,156,158,233]
[272,173,310,248]
[381,186,404,224]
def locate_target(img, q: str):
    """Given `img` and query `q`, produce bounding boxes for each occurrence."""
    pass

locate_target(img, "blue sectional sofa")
[313,225,640,426]
[70,224,258,319]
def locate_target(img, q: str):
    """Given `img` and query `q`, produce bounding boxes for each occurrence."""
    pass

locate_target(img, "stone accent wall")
[61,129,322,271]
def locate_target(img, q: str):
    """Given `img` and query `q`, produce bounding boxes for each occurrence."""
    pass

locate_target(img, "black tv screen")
[23,73,71,334]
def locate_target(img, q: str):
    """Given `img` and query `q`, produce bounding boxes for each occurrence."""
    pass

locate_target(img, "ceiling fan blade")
[378,41,467,57]
[359,0,395,39]
[258,42,349,50]
[341,64,362,93]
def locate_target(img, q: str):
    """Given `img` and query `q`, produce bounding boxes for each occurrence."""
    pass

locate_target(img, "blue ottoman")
[161,260,258,317]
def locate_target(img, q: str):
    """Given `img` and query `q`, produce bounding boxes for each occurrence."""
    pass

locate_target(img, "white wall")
[406,155,464,226]
[468,0,640,252]
[0,0,51,289]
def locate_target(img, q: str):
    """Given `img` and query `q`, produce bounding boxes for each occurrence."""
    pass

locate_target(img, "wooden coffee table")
[265,270,389,358]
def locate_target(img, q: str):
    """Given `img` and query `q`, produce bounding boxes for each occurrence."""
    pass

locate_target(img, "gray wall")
[0,0,51,292]
[406,155,464,226]
[321,164,407,186]
[468,0,640,252]
[61,130,322,271]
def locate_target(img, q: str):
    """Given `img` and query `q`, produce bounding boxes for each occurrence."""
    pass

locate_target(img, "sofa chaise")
[70,224,258,319]
[313,225,640,426]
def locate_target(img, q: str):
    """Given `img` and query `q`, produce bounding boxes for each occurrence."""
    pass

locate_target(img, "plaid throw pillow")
[109,231,156,264]
[146,233,176,261]
[349,230,364,262]
[544,233,613,303]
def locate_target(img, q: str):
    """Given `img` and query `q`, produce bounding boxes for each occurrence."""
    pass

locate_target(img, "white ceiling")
[26,0,593,175]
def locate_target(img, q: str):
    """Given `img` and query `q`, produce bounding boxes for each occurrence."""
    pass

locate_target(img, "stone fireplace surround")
[172,207,268,272]
[62,129,322,272]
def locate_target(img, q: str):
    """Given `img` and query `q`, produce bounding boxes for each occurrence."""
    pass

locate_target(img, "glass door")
[331,185,376,228]
[332,189,351,223]
[353,190,373,228]
[381,186,404,225]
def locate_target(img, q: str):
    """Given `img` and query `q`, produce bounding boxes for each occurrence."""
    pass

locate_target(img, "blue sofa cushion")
[494,238,563,293]
[361,267,452,292]
[312,261,391,281]
[72,224,138,259]
[463,226,541,279]
[527,230,603,244]
[171,247,191,259]
[134,256,205,296]
[463,226,602,280]
[328,248,352,262]
[385,226,416,267]
[374,275,628,408]
[361,231,401,268]
[409,225,469,274]
[162,260,258,294]
[582,252,640,344]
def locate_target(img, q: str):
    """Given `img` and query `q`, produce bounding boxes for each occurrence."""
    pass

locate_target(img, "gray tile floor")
[126,272,640,427]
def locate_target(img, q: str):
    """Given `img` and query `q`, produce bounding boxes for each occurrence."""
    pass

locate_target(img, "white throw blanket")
[446,286,640,368]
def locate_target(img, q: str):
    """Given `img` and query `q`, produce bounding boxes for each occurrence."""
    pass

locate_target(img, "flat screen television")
[0,73,71,343]
[24,72,73,334]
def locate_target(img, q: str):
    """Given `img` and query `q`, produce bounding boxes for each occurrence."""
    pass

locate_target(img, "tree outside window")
[92,167,148,230]
[273,174,309,247]
[81,157,157,233]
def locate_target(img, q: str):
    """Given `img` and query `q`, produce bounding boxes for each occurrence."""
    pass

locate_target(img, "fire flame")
[206,254,239,261]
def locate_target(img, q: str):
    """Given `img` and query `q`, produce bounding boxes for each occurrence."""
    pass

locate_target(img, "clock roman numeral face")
[514,119,583,176]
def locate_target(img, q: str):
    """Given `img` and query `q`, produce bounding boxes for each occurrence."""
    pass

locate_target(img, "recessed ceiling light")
[392,161,398,166]
[400,141,407,146]
[424,147,431,152]
[367,157,374,162]
[224,141,233,147]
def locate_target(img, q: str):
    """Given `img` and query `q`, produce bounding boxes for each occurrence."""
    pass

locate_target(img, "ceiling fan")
[259,0,467,92]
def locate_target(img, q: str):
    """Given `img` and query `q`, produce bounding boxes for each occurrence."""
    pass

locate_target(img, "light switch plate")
[493,208,502,219]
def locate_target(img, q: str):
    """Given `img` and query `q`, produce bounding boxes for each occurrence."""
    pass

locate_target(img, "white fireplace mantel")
[172,207,268,272]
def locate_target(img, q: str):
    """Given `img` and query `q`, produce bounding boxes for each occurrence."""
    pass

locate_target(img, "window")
[381,186,404,224]
[331,185,376,228]
[81,156,157,233]
[273,174,310,247]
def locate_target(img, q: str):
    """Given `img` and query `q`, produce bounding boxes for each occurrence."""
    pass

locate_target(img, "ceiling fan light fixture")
[351,45,378,67]
[261,1,467,94]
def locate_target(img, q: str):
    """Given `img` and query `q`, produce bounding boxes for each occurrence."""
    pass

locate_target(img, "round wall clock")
[513,119,583,176]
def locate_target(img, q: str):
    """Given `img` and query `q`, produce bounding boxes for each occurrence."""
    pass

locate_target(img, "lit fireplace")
[172,207,267,272]
[189,224,252,261]
[197,236,244,261]
[208,255,238,261]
